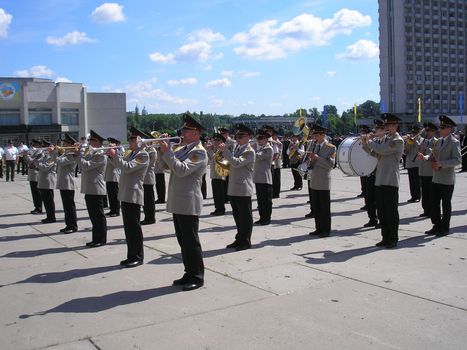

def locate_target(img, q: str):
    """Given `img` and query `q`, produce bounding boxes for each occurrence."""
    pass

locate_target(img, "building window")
[61,108,79,125]
[0,109,20,125]
[29,108,52,125]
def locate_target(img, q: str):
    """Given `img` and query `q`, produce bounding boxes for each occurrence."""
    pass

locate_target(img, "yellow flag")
[417,97,422,123]
[353,103,357,125]
[299,108,302,117]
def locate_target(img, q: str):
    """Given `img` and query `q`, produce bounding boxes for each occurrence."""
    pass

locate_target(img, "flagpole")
[418,97,422,123]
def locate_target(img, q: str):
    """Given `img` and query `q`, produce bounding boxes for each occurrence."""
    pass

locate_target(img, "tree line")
[127,100,381,136]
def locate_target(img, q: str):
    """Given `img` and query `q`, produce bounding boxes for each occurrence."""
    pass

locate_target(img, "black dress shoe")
[155,200,166,204]
[254,219,270,225]
[419,212,429,217]
[210,210,225,216]
[226,241,240,249]
[309,230,321,236]
[109,212,120,217]
[105,211,113,216]
[436,229,450,237]
[86,241,96,247]
[424,227,439,235]
[357,193,364,198]
[30,209,42,214]
[407,198,420,203]
[375,240,387,247]
[296,187,302,190]
[360,205,368,210]
[363,220,378,228]
[182,280,204,291]
[122,260,143,268]
[305,212,314,218]
[88,242,106,248]
[385,241,398,249]
[235,244,251,251]
[63,228,77,234]
[59,227,68,232]
[173,274,190,286]
[319,232,330,238]
[289,186,297,190]
[141,220,156,225]
[41,218,56,224]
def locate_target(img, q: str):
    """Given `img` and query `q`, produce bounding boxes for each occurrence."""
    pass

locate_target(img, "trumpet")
[136,136,182,148]
[85,145,123,152]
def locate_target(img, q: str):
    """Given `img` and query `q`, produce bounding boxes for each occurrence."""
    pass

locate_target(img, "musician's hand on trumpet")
[217,142,227,152]
[106,146,117,158]
[416,152,425,161]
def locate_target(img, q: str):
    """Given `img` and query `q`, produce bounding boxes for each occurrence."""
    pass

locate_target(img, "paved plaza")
[0,167,466,350]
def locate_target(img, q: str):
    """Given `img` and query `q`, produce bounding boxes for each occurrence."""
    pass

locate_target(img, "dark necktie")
[440,138,444,146]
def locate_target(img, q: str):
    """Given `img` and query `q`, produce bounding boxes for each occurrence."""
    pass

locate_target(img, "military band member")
[219,127,235,203]
[362,113,404,248]
[25,139,44,214]
[36,140,57,223]
[141,131,156,225]
[263,125,282,199]
[307,125,336,238]
[287,134,304,190]
[304,126,315,218]
[55,133,78,233]
[361,119,385,228]
[107,128,149,267]
[422,115,461,236]
[253,129,273,225]
[460,125,467,172]
[104,137,122,217]
[79,130,108,248]
[219,124,255,251]
[207,133,227,215]
[159,114,207,291]
[415,122,438,217]
[404,124,422,202]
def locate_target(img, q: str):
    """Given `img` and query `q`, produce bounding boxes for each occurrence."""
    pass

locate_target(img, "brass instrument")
[136,133,182,148]
[85,145,123,152]
[289,116,309,161]
[214,149,230,177]
[403,127,426,146]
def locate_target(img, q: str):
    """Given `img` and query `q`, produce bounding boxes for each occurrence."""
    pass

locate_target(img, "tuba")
[289,116,309,161]
[214,150,230,177]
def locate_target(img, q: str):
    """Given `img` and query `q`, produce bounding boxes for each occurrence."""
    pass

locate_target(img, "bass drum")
[337,136,377,176]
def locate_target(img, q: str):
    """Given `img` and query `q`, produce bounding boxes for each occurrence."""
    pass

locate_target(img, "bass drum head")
[337,137,357,176]
[349,139,377,176]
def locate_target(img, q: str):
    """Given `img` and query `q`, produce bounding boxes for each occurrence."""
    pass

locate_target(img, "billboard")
[0,82,21,101]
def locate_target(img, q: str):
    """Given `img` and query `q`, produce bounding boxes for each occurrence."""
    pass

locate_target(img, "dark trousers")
[230,196,253,245]
[307,185,313,211]
[30,181,43,210]
[255,183,272,222]
[360,176,366,196]
[201,173,207,199]
[16,157,27,175]
[225,176,230,202]
[5,160,15,181]
[211,179,226,212]
[0,160,3,177]
[122,201,144,261]
[311,189,331,233]
[173,214,204,281]
[462,152,467,171]
[290,162,303,189]
[39,188,56,220]
[272,167,281,197]
[143,184,156,222]
[84,194,107,244]
[106,181,120,214]
[155,173,166,201]
[60,190,77,230]
[376,186,399,243]
[407,167,421,199]
[420,176,433,216]
[364,175,377,221]
[431,183,454,230]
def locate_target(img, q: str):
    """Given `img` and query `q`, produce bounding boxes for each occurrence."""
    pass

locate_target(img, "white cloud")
[336,39,379,61]
[149,52,175,64]
[233,8,371,60]
[222,70,234,77]
[311,95,322,101]
[167,78,198,86]
[187,28,225,43]
[326,71,336,77]
[209,98,224,107]
[91,3,126,23]
[149,28,225,64]
[46,31,96,46]
[0,8,12,38]
[56,76,72,83]
[15,65,54,78]
[124,78,196,105]
[206,78,232,88]
[239,70,260,78]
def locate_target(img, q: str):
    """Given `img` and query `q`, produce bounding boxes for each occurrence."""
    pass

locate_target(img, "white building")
[0,77,126,145]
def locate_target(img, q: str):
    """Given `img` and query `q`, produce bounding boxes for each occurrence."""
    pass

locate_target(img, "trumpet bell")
[214,150,230,177]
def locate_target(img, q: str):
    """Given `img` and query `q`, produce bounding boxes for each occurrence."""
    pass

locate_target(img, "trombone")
[136,135,182,148]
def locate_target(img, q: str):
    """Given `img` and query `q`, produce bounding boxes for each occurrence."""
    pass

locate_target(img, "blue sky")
[0,0,380,115]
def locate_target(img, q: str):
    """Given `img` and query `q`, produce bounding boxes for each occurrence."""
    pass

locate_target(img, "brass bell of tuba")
[214,150,230,177]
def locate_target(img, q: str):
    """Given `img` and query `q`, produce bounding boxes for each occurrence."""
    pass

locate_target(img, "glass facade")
[61,108,79,125]
[0,109,20,125]
[29,108,52,125]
